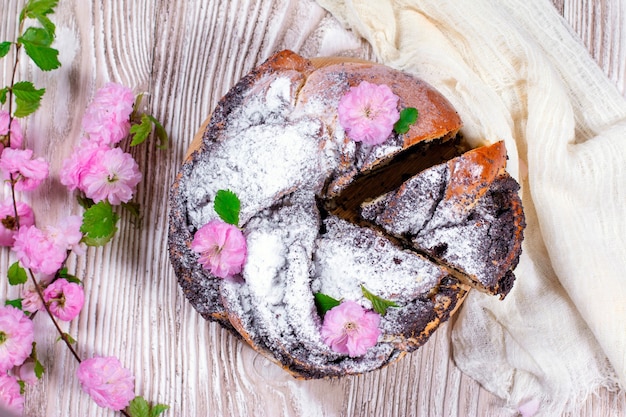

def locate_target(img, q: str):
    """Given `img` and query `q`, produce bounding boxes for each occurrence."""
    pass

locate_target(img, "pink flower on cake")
[80,147,142,205]
[337,81,400,146]
[0,148,49,191]
[0,200,34,247]
[60,138,109,192]
[43,278,85,321]
[76,356,135,411]
[0,306,34,372]
[320,300,381,357]
[0,373,24,414]
[0,110,23,151]
[192,219,247,278]
[12,225,67,275]
[82,83,134,146]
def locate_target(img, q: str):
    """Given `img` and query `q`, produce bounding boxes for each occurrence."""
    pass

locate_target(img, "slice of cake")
[361,142,525,298]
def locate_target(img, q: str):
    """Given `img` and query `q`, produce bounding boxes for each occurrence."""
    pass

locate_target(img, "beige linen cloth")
[316,0,626,415]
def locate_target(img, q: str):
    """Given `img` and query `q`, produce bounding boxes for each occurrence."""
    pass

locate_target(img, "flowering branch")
[0,1,169,415]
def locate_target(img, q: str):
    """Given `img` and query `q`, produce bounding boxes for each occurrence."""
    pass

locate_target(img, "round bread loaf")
[168,50,524,378]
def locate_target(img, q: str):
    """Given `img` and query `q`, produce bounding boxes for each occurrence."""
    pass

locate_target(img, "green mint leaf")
[214,189,240,226]
[5,299,23,310]
[80,201,119,247]
[130,114,152,146]
[18,27,60,71]
[8,262,28,285]
[393,107,419,135]
[12,81,45,117]
[0,87,7,104]
[0,42,11,58]
[128,396,150,417]
[34,359,45,379]
[150,404,170,417]
[313,292,341,318]
[361,285,398,316]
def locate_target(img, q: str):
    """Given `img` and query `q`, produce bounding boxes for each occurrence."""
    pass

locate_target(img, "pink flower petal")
[43,278,85,321]
[0,373,24,414]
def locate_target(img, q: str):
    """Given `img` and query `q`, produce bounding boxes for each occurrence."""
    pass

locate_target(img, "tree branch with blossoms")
[0,1,169,416]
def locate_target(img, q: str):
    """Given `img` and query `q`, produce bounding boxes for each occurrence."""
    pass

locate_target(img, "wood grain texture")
[0,0,624,416]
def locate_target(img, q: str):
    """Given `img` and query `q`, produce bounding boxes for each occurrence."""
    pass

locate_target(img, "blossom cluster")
[0,83,143,414]
[60,83,142,205]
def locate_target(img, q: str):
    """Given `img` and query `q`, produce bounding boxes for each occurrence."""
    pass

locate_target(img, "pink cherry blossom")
[12,225,67,275]
[337,81,400,145]
[82,83,134,146]
[80,147,142,205]
[47,215,85,256]
[0,110,23,151]
[320,300,381,357]
[0,148,49,191]
[191,219,247,278]
[21,285,44,314]
[43,278,85,321]
[60,138,109,192]
[0,306,34,372]
[0,200,34,247]
[0,373,24,414]
[76,356,135,411]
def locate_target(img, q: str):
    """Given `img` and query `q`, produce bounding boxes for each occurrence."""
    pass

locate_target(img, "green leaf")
[58,268,82,285]
[129,114,152,146]
[34,358,45,379]
[8,262,28,285]
[147,115,169,150]
[20,0,58,36]
[131,93,144,121]
[0,42,11,58]
[12,81,45,117]
[80,201,119,247]
[18,27,60,71]
[214,189,240,226]
[128,396,150,417]
[393,107,419,135]
[18,380,25,395]
[150,404,170,417]
[313,292,341,318]
[0,87,7,104]
[5,298,23,309]
[361,285,399,316]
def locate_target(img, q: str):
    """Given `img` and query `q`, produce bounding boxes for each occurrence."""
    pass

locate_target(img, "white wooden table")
[1,0,624,416]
